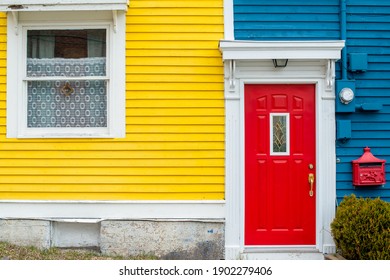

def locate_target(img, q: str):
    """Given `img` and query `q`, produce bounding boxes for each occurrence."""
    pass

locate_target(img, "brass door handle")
[308,173,314,197]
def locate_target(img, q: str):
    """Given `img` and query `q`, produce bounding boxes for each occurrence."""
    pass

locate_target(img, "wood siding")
[0,0,225,200]
[336,0,390,202]
[234,0,340,40]
[233,0,390,202]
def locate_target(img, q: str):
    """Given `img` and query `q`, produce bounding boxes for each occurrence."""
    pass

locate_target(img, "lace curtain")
[27,58,107,128]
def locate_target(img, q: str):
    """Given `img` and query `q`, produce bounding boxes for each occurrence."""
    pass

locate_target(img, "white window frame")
[7,10,126,138]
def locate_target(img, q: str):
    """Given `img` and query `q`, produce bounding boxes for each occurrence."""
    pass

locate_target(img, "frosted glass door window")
[270,113,290,155]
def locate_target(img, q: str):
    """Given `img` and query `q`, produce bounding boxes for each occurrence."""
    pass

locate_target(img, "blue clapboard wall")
[234,0,340,40]
[234,0,390,202]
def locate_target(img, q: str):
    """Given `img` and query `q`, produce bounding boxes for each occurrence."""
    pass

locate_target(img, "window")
[270,113,290,155]
[7,10,126,138]
[27,29,108,129]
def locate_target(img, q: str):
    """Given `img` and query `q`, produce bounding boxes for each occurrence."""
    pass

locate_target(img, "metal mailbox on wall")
[352,147,386,186]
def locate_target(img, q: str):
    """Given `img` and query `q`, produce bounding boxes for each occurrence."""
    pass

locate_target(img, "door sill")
[242,246,324,260]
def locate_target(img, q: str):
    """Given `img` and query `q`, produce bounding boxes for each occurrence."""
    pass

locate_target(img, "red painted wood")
[244,84,316,245]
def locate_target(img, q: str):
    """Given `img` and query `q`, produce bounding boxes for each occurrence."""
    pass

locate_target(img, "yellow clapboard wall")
[0,1,224,200]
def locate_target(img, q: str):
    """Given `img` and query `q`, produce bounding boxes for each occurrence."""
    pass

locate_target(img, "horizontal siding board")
[348,22,390,31]
[127,41,219,49]
[235,22,340,30]
[128,67,222,76]
[348,0,390,5]
[336,139,390,148]
[126,125,224,134]
[0,184,224,193]
[234,0,339,40]
[127,16,223,25]
[0,158,224,167]
[125,74,222,83]
[0,142,225,151]
[234,6,339,14]
[126,57,222,66]
[0,150,225,159]
[125,33,222,41]
[130,1,223,8]
[348,6,390,13]
[126,82,224,91]
[0,1,225,200]
[0,193,224,200]
[234,0,337,5]
[234,14,339,22]
[0,167,224,176]
[126,50,222,58]
[347,38,390,47]
[125,99,223,107]
[234,30,340,40]
[336,147,390,156]
[353,131,390,139]
[348,46,390,55]
[126,91,223,99]
[348,30,390,39]
[126,108,224,116]
[128,8,223,16]
[126,116,224,125]
[0,175,224,185]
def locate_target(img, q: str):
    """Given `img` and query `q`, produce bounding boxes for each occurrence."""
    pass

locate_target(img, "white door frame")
[219,40,345,259]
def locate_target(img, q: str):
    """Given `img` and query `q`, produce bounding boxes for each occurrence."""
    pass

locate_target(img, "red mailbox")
[352,147,386,186]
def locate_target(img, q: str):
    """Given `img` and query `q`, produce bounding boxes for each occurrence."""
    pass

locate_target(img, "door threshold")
[242,246,323,260]
[244,246,319,253]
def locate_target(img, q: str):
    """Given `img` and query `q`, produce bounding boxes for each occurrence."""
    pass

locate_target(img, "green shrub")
[331,194,390,260]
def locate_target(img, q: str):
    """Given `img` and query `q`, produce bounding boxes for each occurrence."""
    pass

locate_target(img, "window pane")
[27,29,106,59]
[272,115,288,153]
[27,80,107,128]
[27,29,106,77]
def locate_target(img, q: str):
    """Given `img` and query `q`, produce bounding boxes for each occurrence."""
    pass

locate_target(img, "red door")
[245,84,316,245]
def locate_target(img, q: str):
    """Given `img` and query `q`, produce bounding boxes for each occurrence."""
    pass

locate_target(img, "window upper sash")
[0,0,129,12]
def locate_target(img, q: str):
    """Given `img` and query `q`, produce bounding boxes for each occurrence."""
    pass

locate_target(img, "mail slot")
[352,147,386,186]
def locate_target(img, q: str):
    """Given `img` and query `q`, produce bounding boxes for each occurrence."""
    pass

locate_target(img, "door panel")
[245,84,316,245]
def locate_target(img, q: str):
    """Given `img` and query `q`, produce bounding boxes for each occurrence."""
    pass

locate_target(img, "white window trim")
[270,113,290,156]
[0,1,129,12]
[7,11,126,138]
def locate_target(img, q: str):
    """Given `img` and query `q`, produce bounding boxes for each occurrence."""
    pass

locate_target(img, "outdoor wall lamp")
[272,59,288,68]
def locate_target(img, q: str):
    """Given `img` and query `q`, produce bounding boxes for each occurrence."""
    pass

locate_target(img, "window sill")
[16,128,120,139]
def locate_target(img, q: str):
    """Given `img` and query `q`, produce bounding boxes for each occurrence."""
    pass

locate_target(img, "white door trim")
[220,40,344,260]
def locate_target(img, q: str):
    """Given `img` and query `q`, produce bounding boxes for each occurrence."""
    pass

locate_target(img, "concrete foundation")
[0,219,225,259]
[0,220,51,249]
[100,220,224,259]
